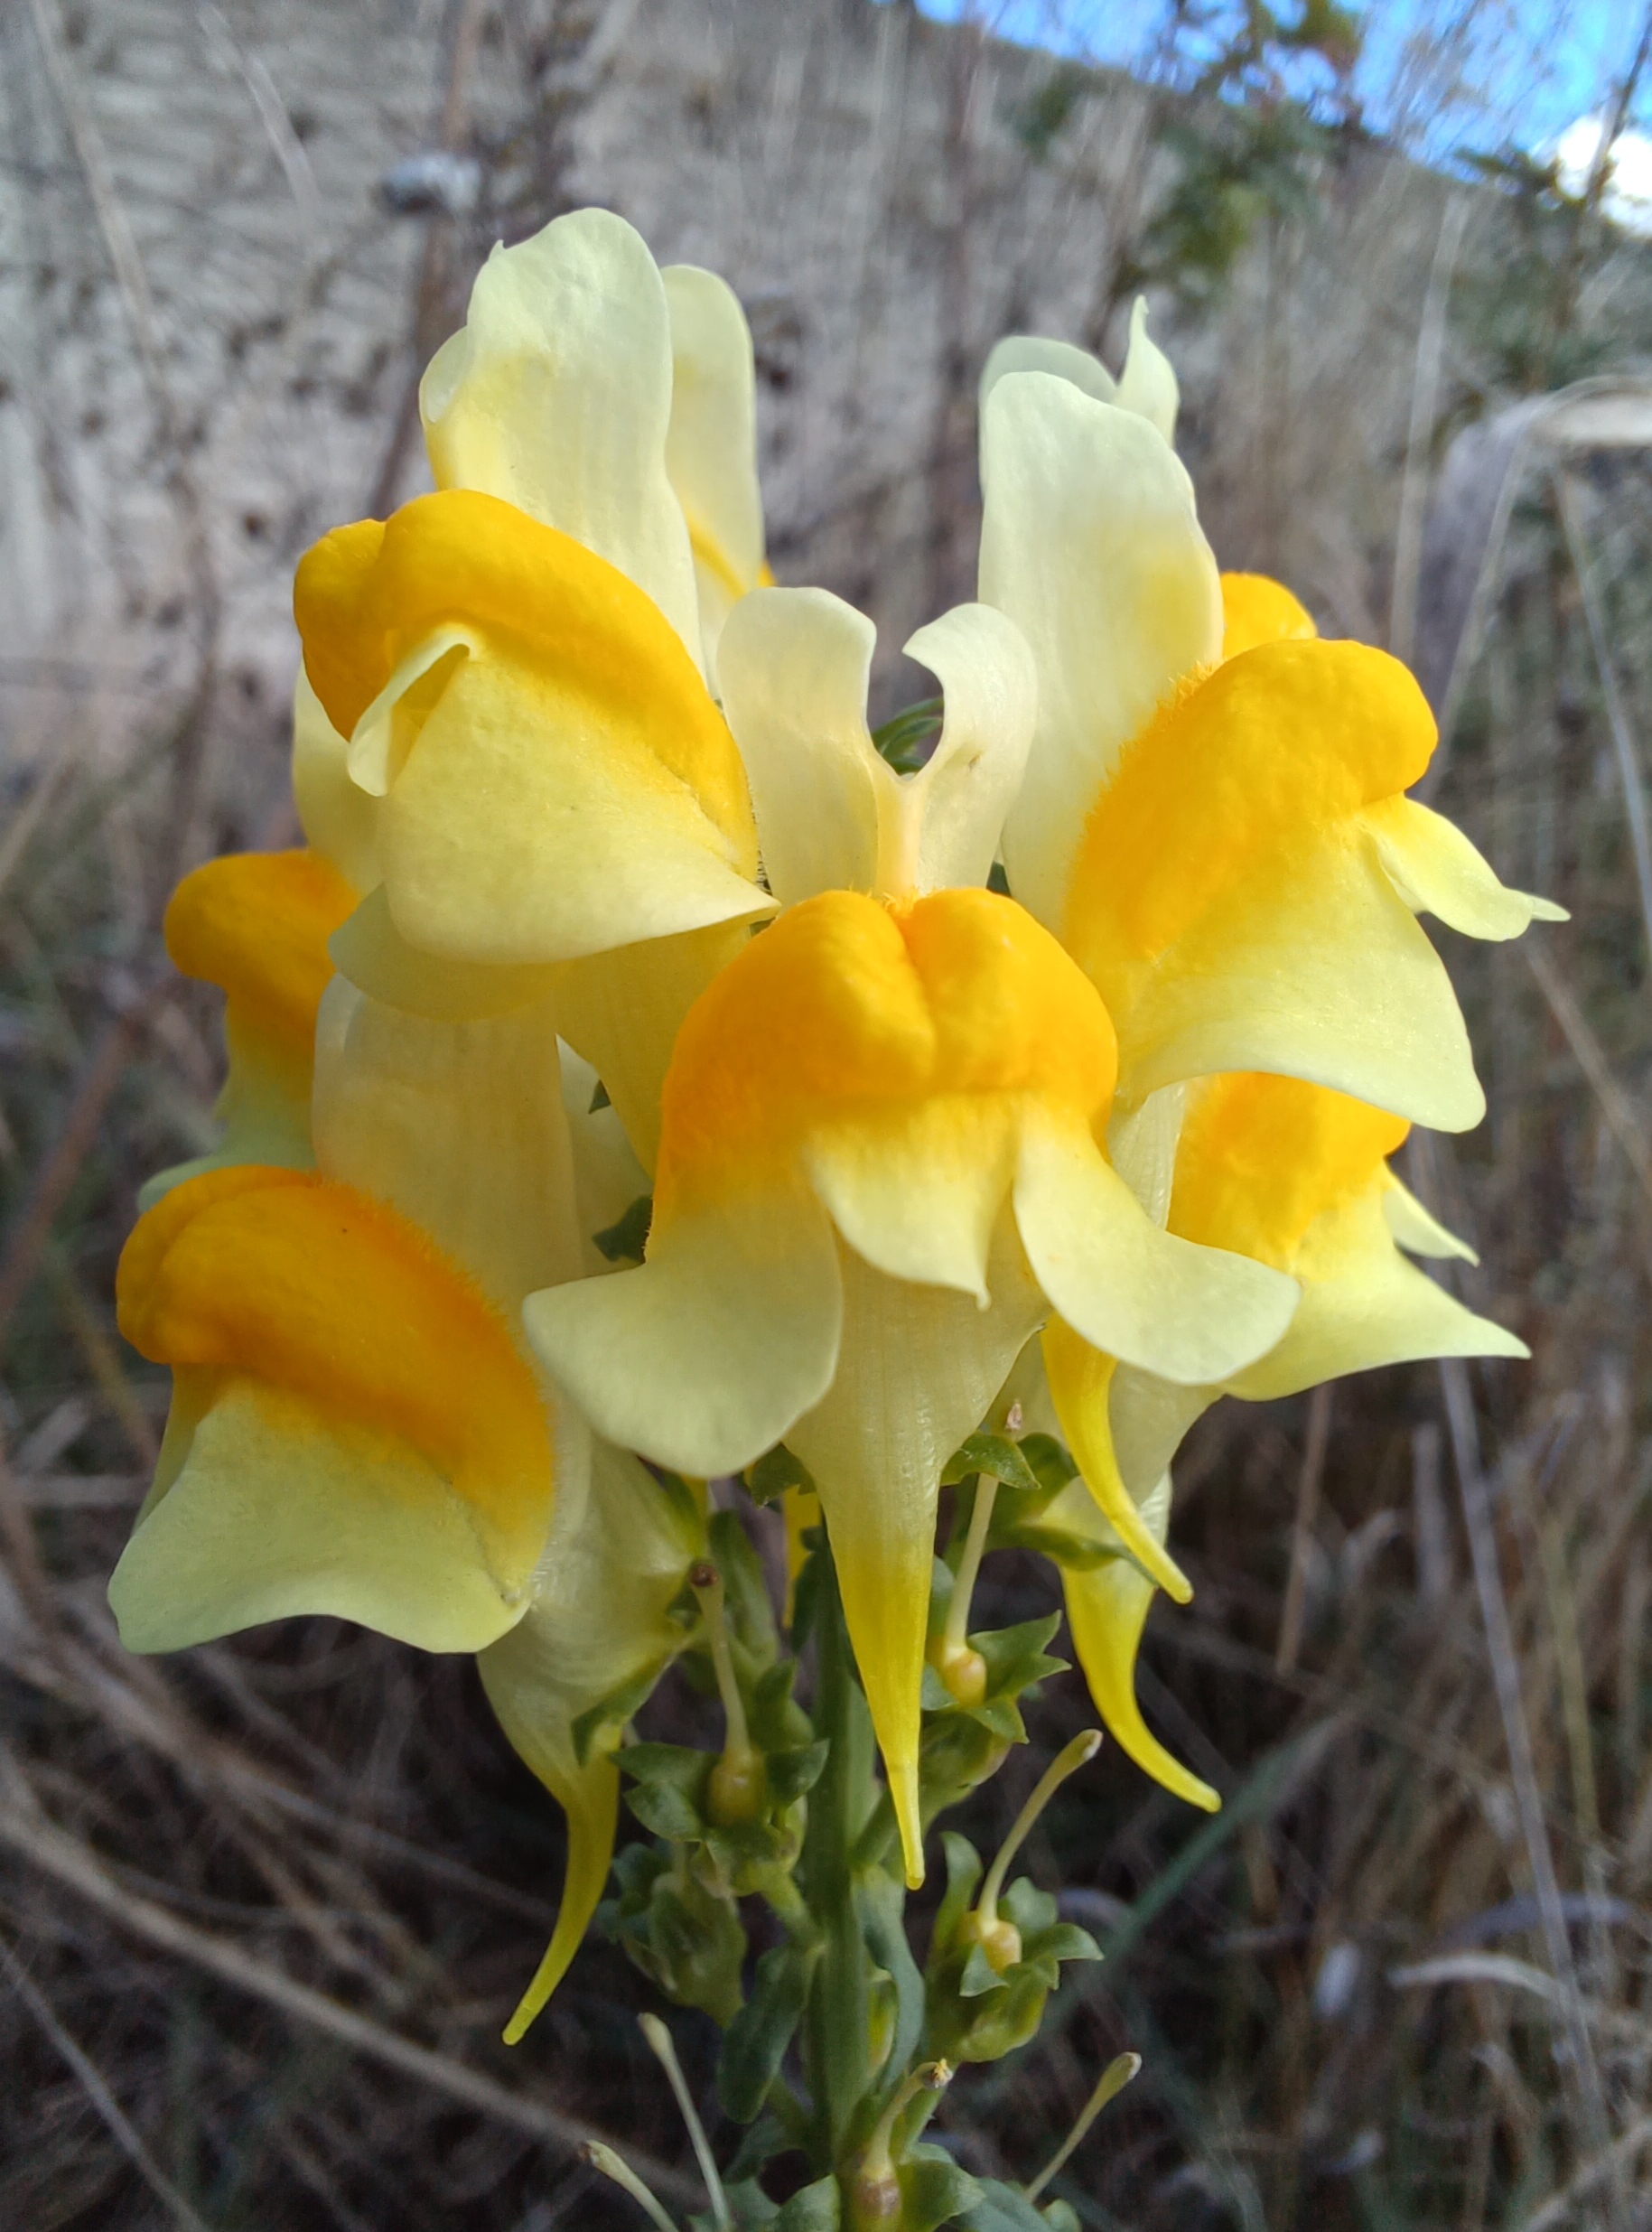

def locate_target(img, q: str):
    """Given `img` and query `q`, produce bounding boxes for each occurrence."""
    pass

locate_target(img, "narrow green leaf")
[941,1433,1041,1491]
[773,2173,841,2231]
[718,1942,816,2123]
[746,1443,817,1503]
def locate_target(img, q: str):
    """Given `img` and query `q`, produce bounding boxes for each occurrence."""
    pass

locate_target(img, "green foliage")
[746,1442,817,1504]
[583,1480,1123,2222]
[923,1836,1100,2067]
[871,696,944,774]
[1012,61,1090,161]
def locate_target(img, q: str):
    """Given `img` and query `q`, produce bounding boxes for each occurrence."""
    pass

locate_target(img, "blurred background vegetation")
[5,0,1652,2224]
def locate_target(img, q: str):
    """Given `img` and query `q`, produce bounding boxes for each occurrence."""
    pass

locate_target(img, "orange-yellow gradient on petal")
[1168,1073,1409,1270]
[655,885,1116,1210]
[116,1166,555,1627]
[292,489,767,969]
[164,849,358,1073]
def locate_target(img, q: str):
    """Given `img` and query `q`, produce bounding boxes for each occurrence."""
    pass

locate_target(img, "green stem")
[799,1544,876,2164]
[943,1475,997,1657]
[977,1730,1101,1924]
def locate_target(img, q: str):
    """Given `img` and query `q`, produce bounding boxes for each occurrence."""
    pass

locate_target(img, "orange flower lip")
[164,848,358,1063]
[118,1164,553,1572]
[652,885,1118,1211]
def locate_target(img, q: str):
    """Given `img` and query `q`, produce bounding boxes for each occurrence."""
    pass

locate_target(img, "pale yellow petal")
[548,919,757,1176]
[420,208,702,665]
[1382,1173,1477,1262]
[979,333,1117,416]
[980,371,1222,929]
[329,884,562,1023]
[662,263,766,683]
[901,603,1037,897]
[1105,1084,1187,1227]
[523,1184,844,1479]
[787,1223,1046,1886]
[804,1097,1015,1303]
[312,981,582,1311]
[137,1028,314,1209]
[1225,1187,1527,1402]
[1114,298,1179,443]
[291,668,379,892]
[477,1439,704,2037]
[1013,1110,1299,1386]
[1364,796,1568,939]
[715,586,883,905]
[109,1377,537,1654]
[1107,1362,1213,1501]
[1103,833,1488,1132]
[367,641,770,967]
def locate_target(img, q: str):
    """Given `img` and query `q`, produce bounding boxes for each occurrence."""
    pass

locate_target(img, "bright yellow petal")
[477,1438,704,2038]
[1219,572,1317,660]
[312,981,581,1312]
[980,370,1222,929]
[419,208,702,664]
[1364,796,1568,939]
[142,848,358,1202]
[524,1183,844,1479]
[164,848,357,1069]
[291,668,380,893]
[1013,1111,1299,1386]
[1065,641,1487,1129]
[117,1167,557,1614]
[662,263,766,682]
[294,490,767,967]
[1052,1472,1218,1814]
[788,1221,1046,1887]
[1041,1321,1190,1602]
[1168,1073,1409,1272]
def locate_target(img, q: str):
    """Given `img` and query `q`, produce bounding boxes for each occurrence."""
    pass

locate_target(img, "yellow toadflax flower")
[977,341,1563,1133]
[1043,1069,1526,1809]
[974,321,1558,1806]
[525,584,1301,1886]
[293,209,776,1170]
